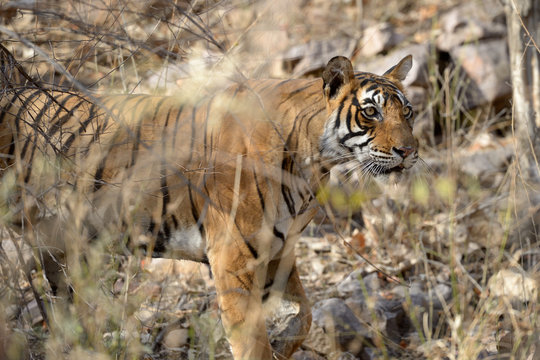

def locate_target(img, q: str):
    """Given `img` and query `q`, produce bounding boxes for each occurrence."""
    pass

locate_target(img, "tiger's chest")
[265,178,318,260]
[161,179,317,263]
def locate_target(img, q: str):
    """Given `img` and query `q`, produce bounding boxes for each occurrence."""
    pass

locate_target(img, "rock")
[518,249,540,272]
[291,350,326,360]
[417,339,449,359]
[337,270,379,298]
[406,86,427,109]
[358,347,382,360]
[393,282,443,334]
[135,305,159,325]
[358,43,431,88]
[449,39,511,109]
[375,298,409,343]
[282,37,357,76]
[162,328,189,349]
[311,242,332,254]
[476,349,498,359]
[344,297,369,324]
[459,138,513,183]
[301,319,332,357]
[437,2,506,52]
[409,280,426,296]
[392,282,427,308]
[1,232,34,271]
[5,304,19,321]
[266,297,303,353]
[359,23,404,58]
[362,273,380,293]
[337,270,364,297]
[21,299,43,326]
[429,283,452,310]
[312,298,372,355]
[488,269,537,306]
[333,352,357,360]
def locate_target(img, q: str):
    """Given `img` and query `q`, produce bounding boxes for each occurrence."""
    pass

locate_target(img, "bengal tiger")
[0,51,417,359]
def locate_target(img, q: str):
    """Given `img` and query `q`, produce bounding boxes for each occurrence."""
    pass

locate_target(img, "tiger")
[0,51,417,359]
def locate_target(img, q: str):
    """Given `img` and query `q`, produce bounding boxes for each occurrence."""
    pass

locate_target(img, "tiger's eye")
[364,107,376,117]
[403,107,411,116]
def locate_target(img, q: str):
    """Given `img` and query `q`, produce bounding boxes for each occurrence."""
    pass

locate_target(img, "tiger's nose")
[393,146,415,159]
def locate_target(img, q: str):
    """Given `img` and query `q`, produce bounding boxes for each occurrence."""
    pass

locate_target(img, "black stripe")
[0,89,39,156]
[188,104,198,163]
[297,195,313,216]
[345,105,353,132]
[195,202,207,239]
[46,95,87,139]
[149,220,167,254]
[305,106,325,129]
[44,93,78,134]
[160,107,174,221]
[7,140,15,159]
[234,219,259,259]
[23,142,37,183]
[23,93,86,160]
[279,84,314,105]
[170,215,179,228]
[298,220,311,234]
[14,89,42,124]
[253,170,265,211]
[93,162,105,191]
[188,185,200,226]
[91,100,131,191]
[355,137,373,149]
[366,84,378,93]
[334,102,344,129]
[0,87,31,125]
[275,79,293,89]
[158,221,171,242]
[245,239,259,259]
[280,155,296,217]
[160,165,170,219]
[273,227,285,242]
[130,96,158,166]
[339,129,369,145]
[19,94,60,158]
[61,103,99,152]
[201,96,215,160]
[12,90,43,168]
[91,97,136,189]
[170,105,185,149]
[355,73,366,80]
[91,95,135,150]
[264,278,274,289]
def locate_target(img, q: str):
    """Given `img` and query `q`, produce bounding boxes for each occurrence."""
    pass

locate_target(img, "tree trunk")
[504,0,540,243]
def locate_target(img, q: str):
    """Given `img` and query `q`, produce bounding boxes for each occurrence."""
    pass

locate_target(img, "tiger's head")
[319,55,418,184]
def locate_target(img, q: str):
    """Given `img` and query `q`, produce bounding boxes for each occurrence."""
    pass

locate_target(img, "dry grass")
[0,0,538,359]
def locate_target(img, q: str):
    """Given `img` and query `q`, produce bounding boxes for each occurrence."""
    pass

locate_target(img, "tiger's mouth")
[378,164,404,176]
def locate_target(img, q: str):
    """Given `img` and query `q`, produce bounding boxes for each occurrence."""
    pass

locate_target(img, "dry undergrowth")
[0,1,538,359]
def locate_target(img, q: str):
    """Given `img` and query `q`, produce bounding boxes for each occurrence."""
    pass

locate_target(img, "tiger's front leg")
[206,221,274,359]
[264,261,311,359]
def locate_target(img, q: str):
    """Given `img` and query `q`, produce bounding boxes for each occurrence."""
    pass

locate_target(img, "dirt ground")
[0,0,538,359]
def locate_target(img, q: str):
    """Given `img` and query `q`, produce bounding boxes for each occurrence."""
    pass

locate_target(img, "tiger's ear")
[322,56,355,99]
[383,55,413,82]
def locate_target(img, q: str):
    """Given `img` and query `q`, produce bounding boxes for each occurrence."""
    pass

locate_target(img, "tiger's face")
[319,55,418,183]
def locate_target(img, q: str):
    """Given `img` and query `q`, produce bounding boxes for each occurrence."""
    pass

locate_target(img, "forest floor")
[0,0,538,359]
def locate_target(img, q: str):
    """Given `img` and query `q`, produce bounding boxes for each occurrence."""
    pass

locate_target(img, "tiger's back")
[0,55,418,360]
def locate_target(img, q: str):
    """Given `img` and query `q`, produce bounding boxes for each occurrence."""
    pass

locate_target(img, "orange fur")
[0,55,417,359]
